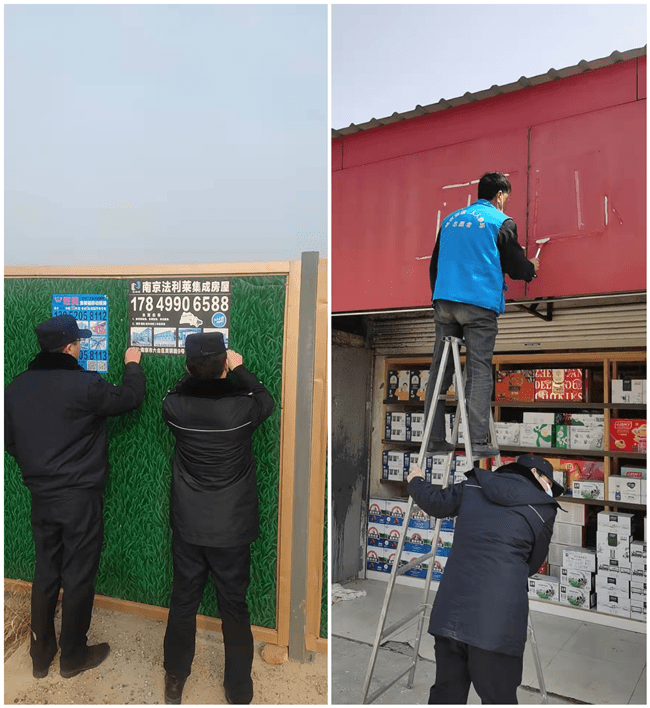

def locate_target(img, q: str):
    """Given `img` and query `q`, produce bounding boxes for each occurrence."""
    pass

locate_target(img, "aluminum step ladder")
[361,335,548,705]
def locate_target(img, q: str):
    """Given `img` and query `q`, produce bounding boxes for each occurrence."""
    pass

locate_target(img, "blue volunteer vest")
[433,199,509,315]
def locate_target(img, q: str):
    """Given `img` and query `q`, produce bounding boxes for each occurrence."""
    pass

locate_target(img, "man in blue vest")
[425,173,538,458]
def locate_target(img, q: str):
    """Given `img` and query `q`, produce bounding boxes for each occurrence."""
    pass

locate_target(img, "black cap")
[517,454,564,497]
[36,315,92,352]
[185,332,226,358]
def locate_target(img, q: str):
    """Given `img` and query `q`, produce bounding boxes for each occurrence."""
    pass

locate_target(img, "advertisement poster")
[52,294,109,372]
[128,277,230,354]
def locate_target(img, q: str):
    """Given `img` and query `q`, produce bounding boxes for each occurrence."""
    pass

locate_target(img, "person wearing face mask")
[424,173,539,459]
[406,453,564,704]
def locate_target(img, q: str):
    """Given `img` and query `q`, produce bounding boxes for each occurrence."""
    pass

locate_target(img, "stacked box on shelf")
[535,369,584,401]
[611,379,646,404]
[382,450,408,482]
[495,370,535,401]
[596,511,635,617]
[610,419,647,454]
[409,369,429,403]
[387,369,411,402]
[385,412,407,442]
[608,476,645,504]
[630,541,647,620]
[405,412,428,444]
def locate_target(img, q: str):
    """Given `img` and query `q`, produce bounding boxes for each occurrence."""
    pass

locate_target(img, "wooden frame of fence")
[4,260,328,654]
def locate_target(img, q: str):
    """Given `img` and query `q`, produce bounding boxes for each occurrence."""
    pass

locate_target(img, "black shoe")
[33,664,50,679]
[165,673,186,705]
[471,443,499,459]
[60,643,110,679]
[426,439,455,454]
[224,684,253,705]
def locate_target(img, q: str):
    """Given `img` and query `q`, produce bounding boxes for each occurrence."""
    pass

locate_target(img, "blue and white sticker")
[52,294,109,373]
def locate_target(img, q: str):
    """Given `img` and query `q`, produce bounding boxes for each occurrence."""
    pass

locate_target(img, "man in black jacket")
[162,332,274,705]
[406,454,564,704]
[5,314,146,679]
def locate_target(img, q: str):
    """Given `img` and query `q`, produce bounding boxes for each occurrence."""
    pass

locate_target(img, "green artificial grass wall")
[5,276,285,629]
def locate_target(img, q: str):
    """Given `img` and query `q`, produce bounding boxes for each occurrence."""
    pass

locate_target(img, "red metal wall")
[332,59,646,312]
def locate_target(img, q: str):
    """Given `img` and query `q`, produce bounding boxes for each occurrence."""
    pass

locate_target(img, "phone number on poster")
[130,295,229,313]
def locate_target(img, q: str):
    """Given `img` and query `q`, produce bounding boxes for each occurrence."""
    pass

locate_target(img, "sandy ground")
[4,592,327,705]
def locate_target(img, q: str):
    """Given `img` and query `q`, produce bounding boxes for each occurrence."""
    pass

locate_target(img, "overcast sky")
[5,4,327,266]
[333,4,647,128]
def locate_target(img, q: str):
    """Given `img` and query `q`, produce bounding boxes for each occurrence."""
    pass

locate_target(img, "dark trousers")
[429,635,523,704]
[30,490,104,672]
[424,300,499,445]
[163,533,254,700]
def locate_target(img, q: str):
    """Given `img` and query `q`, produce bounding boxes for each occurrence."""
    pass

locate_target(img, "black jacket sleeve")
[526,507,557,576]
[407,477,464,519]
[229,365,275,430]
[87,362,146,417]
[498,219,536,282]
[429,228,441,294]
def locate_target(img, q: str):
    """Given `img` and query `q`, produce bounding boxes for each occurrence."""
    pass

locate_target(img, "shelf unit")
[372,350,646,630]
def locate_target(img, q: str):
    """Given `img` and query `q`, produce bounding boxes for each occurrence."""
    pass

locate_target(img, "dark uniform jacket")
[407,464,561,657]
[4,352,146,496]
[162,365,274,548]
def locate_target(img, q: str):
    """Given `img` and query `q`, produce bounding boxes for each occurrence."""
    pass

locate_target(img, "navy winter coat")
[5,352,146,495]
[407,464,561,656]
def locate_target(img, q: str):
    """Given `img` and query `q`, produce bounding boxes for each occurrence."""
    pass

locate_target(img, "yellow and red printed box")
[610,419,647,453]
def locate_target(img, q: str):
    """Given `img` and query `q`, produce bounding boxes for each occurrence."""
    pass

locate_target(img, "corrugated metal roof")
[332,46,646,137]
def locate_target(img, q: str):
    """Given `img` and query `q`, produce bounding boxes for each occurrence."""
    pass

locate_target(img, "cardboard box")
[553,425,570,449]
[368,498,387,524]
[385,500,409,526]
[631,541,647,561]
[528,574,560,602]
[387,369,412,402]
[523,411,561,426]
[433,530,454,557]
[597,587,630,605]
[430,554,449,582]
[597,602,631,618]
[560,583,596,608]
[366,548,389,572]
[557,500,587,526]
[561,459,604,487]
[409,505,431,530]
[494,422,521,447]
[495,370,535,402]
[382,526,404,550]
[410,369,430,403]
[569,426,604,451]
[630,601,646,621]
[630,580,647,597]
[535,369,584,401]
[597,511,635,534]
[611,379,644,404]
[382,466,406,483]
[548,542,565,567]
[596,571,630,593]
[404,527,431,553]
[631,561,647,579]
[561,567,595,590]
[519,423,553,448]
[572,480,604,500]
[596,531,631,560]
[549,564,562,578]
[552,469,567,488]
[367,523,385,547]
[607,476,642,503]
[562,546,597,573]
[566,413,605,427]
[598,557,632,573]
[552,522,587,547]
[385,412,407,441]
[406,412,426,443]
[622,466,646,479]
[610,419,647,453]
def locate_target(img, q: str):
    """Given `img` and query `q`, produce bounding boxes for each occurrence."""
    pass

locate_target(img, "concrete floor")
[332,579,647,705]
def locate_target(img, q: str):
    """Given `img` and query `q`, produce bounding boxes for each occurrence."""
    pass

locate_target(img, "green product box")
[553,424,570,448]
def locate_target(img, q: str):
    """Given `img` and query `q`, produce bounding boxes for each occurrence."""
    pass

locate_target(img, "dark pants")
[429,635,523,704]
[424,300,499,445]
[164,533,254,701]
[30,490,104,672]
